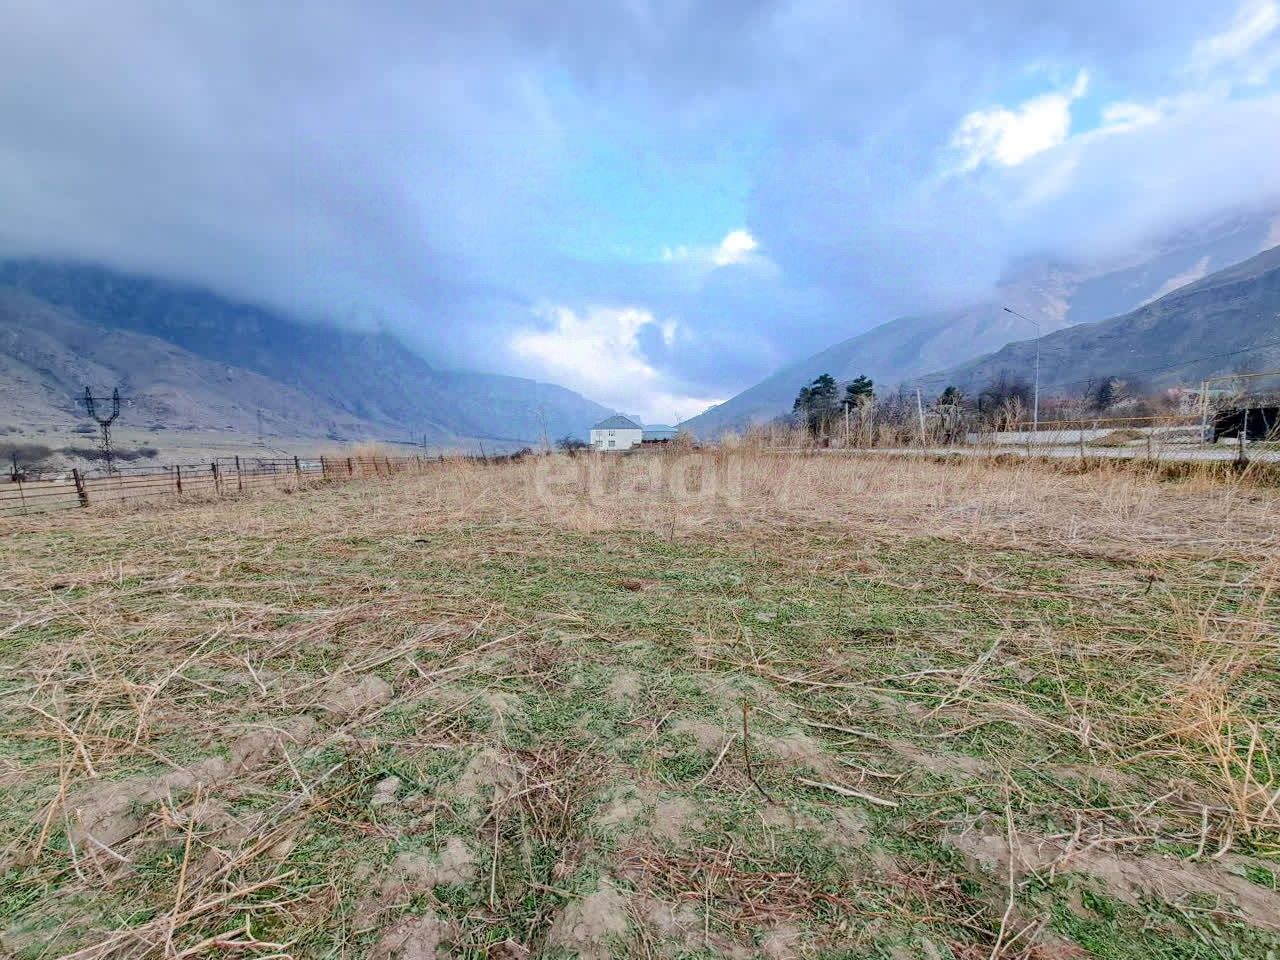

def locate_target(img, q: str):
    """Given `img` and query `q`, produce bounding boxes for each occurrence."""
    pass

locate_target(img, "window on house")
[608,439,616,447]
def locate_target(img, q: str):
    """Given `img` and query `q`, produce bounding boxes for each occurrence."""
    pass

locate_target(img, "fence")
[0,454,443,518]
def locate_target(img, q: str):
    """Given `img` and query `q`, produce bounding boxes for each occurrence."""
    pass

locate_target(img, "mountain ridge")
[917,244,1280,397]
[683,210,1279,436]
[0,260,611,445]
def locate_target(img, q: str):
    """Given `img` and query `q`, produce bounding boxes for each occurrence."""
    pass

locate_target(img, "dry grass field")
[2,451,1279,959]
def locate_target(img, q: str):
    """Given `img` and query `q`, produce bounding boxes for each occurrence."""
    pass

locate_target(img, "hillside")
[0,261,610,445]
[684,211,1279,436]
[918,244,1280,397]
[0,287,389,443]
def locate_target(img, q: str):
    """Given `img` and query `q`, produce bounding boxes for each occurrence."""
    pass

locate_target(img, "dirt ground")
[1,451,1278,958]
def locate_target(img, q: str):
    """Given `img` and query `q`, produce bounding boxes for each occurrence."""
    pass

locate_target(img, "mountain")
[0,261,610,444]
[0,287,378,439]
[684,210,1280,436]
[917,244,1280,397]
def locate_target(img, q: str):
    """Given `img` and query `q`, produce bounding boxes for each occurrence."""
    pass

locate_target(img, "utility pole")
[1003,307,1041,437]
[81,386,124,474]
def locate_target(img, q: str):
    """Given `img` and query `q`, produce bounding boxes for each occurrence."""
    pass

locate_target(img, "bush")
[61,445,160,462]
[0,442,54,465]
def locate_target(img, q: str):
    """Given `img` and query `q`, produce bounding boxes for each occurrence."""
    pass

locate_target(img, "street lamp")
[1002,306,1041,436]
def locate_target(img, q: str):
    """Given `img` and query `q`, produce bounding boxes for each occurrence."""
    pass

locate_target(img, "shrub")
[0,442,54,465]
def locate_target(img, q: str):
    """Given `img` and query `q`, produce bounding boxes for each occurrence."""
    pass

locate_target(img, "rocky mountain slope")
[0,261,610,445]
[918,244,1280,398]
[684,211,1279,436]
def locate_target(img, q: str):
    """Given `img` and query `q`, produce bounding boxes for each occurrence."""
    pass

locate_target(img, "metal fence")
[0,454,441,518]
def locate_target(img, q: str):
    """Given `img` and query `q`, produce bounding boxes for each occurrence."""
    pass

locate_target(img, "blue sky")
[2,1,1280,421]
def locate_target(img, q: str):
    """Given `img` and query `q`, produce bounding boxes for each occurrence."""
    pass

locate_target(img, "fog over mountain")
[0,261,609,446]
[919,243,1280,399]
[683,210,1280,435]
[3,3,1280,422]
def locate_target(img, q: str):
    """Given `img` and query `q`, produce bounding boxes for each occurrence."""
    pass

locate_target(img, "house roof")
[643,424,678,438]
[592,414,643,430]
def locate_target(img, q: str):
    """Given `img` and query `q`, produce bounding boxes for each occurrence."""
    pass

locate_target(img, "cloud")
[1193,0,1279,73]
[508,304,720,422]
[1100,100,1164,131]
[1,2,1279,419]
[951,71,1089,171]
[662,228,765,270]
[713,229,759,265]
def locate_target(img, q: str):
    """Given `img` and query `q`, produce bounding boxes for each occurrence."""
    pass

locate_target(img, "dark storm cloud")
[1,1,1278,415]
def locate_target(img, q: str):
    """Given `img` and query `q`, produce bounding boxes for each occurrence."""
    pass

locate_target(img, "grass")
[0,449,1278,958]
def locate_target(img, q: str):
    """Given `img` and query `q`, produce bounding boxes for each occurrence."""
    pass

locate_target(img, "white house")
[590,415,643,452]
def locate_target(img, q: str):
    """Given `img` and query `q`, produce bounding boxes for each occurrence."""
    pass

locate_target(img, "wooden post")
[235,455,243,492]
[347,457,354,476]
[294,456,302,479]
[211,461,221,495]
[320,455,328,479]
[72,468,89,507]
[175,464,183,494]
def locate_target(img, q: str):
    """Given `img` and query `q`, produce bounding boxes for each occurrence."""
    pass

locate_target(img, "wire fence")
[0,454,449,518]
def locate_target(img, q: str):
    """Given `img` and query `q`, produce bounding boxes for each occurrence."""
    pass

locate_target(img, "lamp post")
[1002,307,1041,437]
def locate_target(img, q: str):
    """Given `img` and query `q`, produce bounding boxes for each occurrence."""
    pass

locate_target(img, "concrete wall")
[590,428,643,451]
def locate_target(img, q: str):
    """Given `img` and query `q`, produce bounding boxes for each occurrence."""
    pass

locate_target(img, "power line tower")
[81,386,123,473]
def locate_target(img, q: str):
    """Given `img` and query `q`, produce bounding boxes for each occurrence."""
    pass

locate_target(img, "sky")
[2,1,1280,422]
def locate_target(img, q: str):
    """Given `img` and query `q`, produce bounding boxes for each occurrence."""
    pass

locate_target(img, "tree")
[978,372,1033,431]
[937,385,963,407]
[979,372,1032,411]
[1090,376,1132,412]
[556,434,589,454]
[793,374,840,436]
[844,375,874,408]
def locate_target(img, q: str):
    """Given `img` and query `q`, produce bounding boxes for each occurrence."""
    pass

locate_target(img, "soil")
[545,878,631,960]
[947,823,1280,931]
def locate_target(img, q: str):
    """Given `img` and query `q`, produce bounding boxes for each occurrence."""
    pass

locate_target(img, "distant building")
[642,424,678,443]
[590,415,643,452]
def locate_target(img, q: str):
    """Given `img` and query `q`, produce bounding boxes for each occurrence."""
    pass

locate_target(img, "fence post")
[176,464,183,494]
[320,455,328,479]
[347,456,354,477]
[235,455,243,492]
[211,461,221,495]
[294,456,302,479]
[385,456,392,475]
[72,468,89,508]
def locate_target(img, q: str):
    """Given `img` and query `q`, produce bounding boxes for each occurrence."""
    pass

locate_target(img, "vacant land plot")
[2,452,1278,959]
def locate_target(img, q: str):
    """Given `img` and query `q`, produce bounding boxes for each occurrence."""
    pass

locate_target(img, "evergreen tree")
[844,375,874,408]
[937,385,963,407]
[793,373,840,435]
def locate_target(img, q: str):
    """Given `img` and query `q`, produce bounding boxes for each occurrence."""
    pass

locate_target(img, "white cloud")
[1100,100,1164,131]
[713,228,759,265]
[509,304,720,422]
[1145,255,1211,303]
[663,228,765,270]
[951,70,1089,171]
[1193,0,1279,73]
